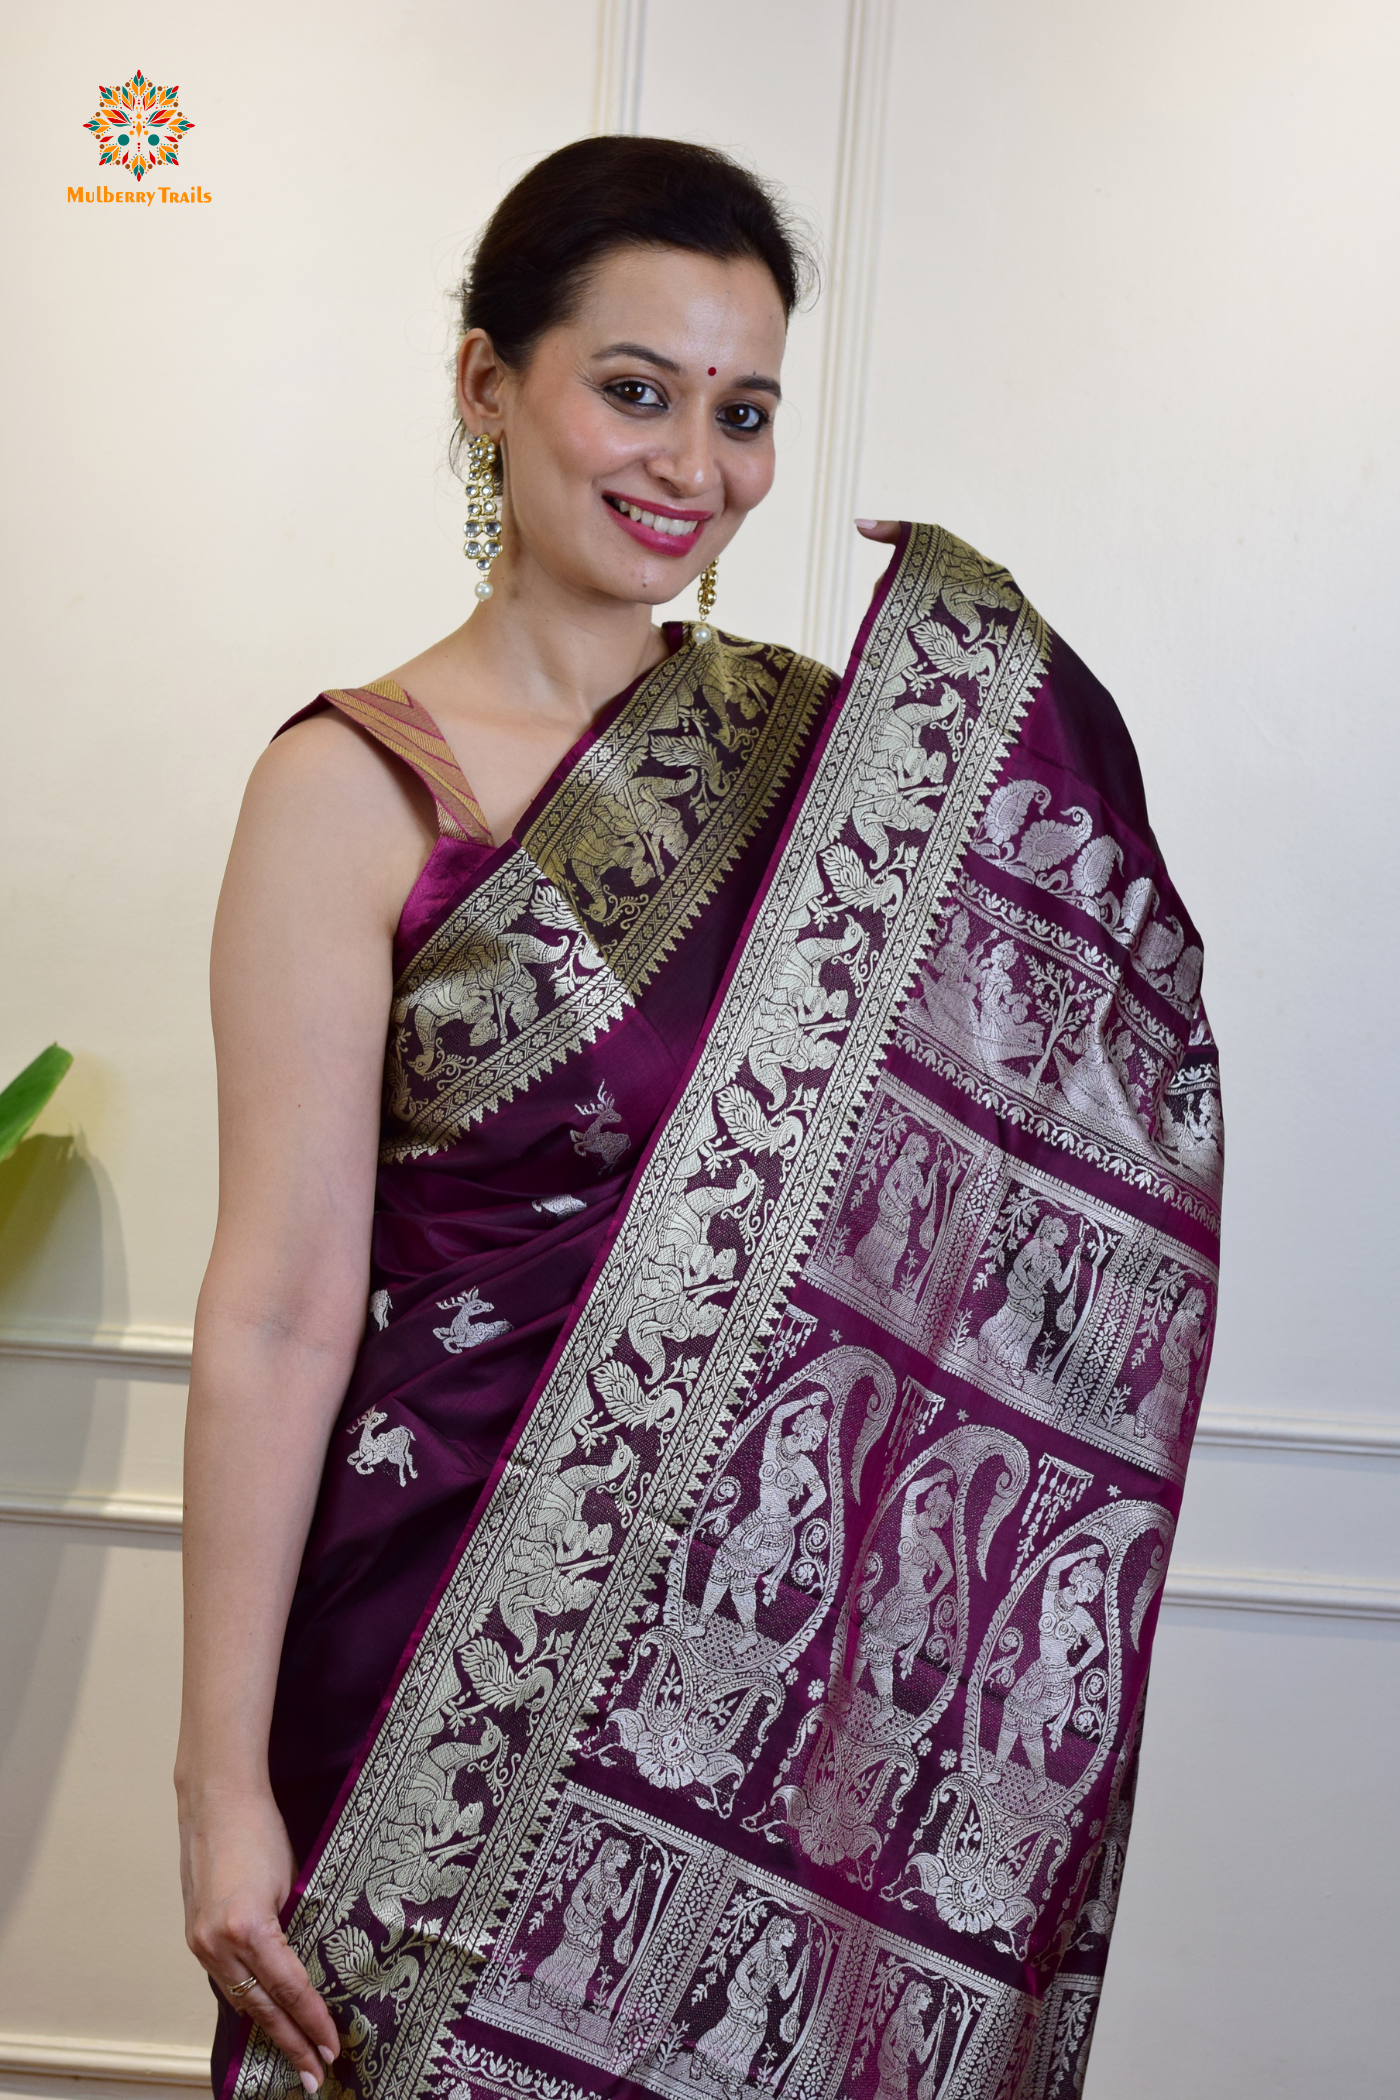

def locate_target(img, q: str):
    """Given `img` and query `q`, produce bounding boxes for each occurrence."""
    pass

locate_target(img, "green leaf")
[0,1045,74,1165]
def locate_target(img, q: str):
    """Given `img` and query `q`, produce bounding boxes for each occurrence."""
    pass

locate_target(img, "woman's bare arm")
[176,712,434,2088]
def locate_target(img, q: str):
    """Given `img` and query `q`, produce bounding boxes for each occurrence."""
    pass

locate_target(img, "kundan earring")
[693,559,719,646]
[464,433,502,600]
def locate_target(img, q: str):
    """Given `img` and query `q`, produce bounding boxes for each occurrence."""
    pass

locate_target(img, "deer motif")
[433,1289,512,1355]
[570,1086,630,1174]
[347,1407,417,1487]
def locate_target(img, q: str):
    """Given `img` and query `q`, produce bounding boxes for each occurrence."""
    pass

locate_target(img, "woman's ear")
[458,330,507,434]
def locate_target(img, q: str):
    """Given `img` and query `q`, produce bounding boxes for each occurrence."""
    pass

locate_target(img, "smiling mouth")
[603,493,707,539]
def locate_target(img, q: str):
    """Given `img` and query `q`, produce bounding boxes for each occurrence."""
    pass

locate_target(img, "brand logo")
[83,69,193,185]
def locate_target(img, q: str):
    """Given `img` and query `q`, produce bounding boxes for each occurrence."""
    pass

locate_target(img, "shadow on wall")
[0,1130,140,1934]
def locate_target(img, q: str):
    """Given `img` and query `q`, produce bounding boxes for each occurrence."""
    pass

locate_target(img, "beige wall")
[1,3,1396,2095]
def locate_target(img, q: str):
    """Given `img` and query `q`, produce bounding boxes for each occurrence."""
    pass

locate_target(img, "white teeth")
[616,499,699,536]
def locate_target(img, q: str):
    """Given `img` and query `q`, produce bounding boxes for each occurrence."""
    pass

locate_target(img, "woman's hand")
[180,1786,339,2090]
[855,518,901,544]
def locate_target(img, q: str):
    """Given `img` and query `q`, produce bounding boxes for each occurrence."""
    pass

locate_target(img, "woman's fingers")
[854,518,901,544]
[214,1923,339,2088]
[225,1984,324,2092]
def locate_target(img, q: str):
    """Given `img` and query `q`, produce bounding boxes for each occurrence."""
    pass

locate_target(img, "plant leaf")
[0,1045,73,1164]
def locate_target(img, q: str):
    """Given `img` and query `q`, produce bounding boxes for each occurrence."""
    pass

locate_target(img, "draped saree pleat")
[221,527,1222,2100]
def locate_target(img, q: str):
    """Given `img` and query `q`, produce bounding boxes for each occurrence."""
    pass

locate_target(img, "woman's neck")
[393,555,670,739]
[385,556,675,845]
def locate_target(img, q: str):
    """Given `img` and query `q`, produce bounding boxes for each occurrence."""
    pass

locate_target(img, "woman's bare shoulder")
[241,708,436,860]
[221,708,437,941]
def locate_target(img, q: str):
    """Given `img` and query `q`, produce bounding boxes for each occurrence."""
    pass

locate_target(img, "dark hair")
[452,135,815,462]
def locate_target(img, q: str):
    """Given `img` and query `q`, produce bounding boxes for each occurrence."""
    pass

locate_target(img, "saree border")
[380,850,636,1157]
[231,525,1050,2100]
[523,642,833,997]
[381,642,832,1159]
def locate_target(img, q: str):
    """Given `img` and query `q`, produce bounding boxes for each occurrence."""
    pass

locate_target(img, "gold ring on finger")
[228,1975,259,1999]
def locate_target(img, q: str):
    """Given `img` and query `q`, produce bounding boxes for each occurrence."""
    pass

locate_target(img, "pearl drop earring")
[464,434,502,600]
[693,560,719,646]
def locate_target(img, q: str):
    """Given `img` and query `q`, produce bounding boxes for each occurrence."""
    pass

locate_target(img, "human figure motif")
[626,1165,760,1380]
[970,939,1043,1067]
[1052,994,1146,1145]
[747,921,864,1108]
[527,1837,637,2033]
[497,1394,634,1659]
[913,910,984,1037]
[1164,1087,1222,1182]
[977,1216,1078,1386]
[688,1399,828,1653]
[364,1733,498,1933]
[852,1133,934,1296]
[1135,1288,1208,1447]
[689,1915,803,2089]
[855,1475,955,1711]
[988,1547,1105,1800]
[873,1979,941,2100]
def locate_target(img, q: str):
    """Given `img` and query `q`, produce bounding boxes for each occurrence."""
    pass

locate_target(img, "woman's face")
[923,1483,953,1528]
[462,243,787,609]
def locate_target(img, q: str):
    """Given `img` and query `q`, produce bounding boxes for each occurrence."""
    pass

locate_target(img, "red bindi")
[708,367,717,376]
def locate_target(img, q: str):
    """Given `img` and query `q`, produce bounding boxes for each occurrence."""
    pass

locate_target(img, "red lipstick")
[602,489,713,559]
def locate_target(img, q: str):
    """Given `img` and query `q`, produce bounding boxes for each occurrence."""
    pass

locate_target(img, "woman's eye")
[719,401,770,434]
[605,379,666,410]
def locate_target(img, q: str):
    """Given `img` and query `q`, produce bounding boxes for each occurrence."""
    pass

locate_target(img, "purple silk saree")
[223,524,1222,2100]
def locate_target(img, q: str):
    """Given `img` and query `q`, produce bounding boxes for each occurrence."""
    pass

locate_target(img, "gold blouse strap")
[320,678,493,846]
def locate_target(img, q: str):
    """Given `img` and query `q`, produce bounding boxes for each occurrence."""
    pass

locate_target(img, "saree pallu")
[225,525,1222,2100]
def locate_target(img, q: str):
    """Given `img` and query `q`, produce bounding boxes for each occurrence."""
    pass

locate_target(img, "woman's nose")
[648,415,714,495]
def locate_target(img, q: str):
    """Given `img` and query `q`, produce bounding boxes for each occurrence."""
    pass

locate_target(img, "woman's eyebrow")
[593,342,782,399]
[594,340,682,373]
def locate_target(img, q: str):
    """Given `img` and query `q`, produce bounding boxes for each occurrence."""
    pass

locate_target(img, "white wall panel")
[860,0,1400,1418]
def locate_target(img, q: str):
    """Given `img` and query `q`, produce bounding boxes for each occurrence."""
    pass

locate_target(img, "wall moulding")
[1192,1409,1400,1460]
[4,1321,1394,1460]
[1161,1568,1400,1623]
[801,0,896,670]
[1,1496,1394,1623]
[593,0,646,136]
[0,1320,193,1376]
[0,1490,183,1539]
[0,2030,208,2088]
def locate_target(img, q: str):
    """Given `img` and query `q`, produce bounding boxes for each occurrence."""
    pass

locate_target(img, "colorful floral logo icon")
[84,70,193,185]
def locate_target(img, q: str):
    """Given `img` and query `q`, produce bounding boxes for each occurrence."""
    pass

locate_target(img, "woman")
[689,1915,803,2090]
[854,1473,955,1709]
[1135,1285,1210,1448]
[180,137,1221,2100]
[976,1213,1079,1384]
[851,1131,934,1295]
[988,1547,1107,1801]
[526,1837,636,2034]
[689,1397,829,1652]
